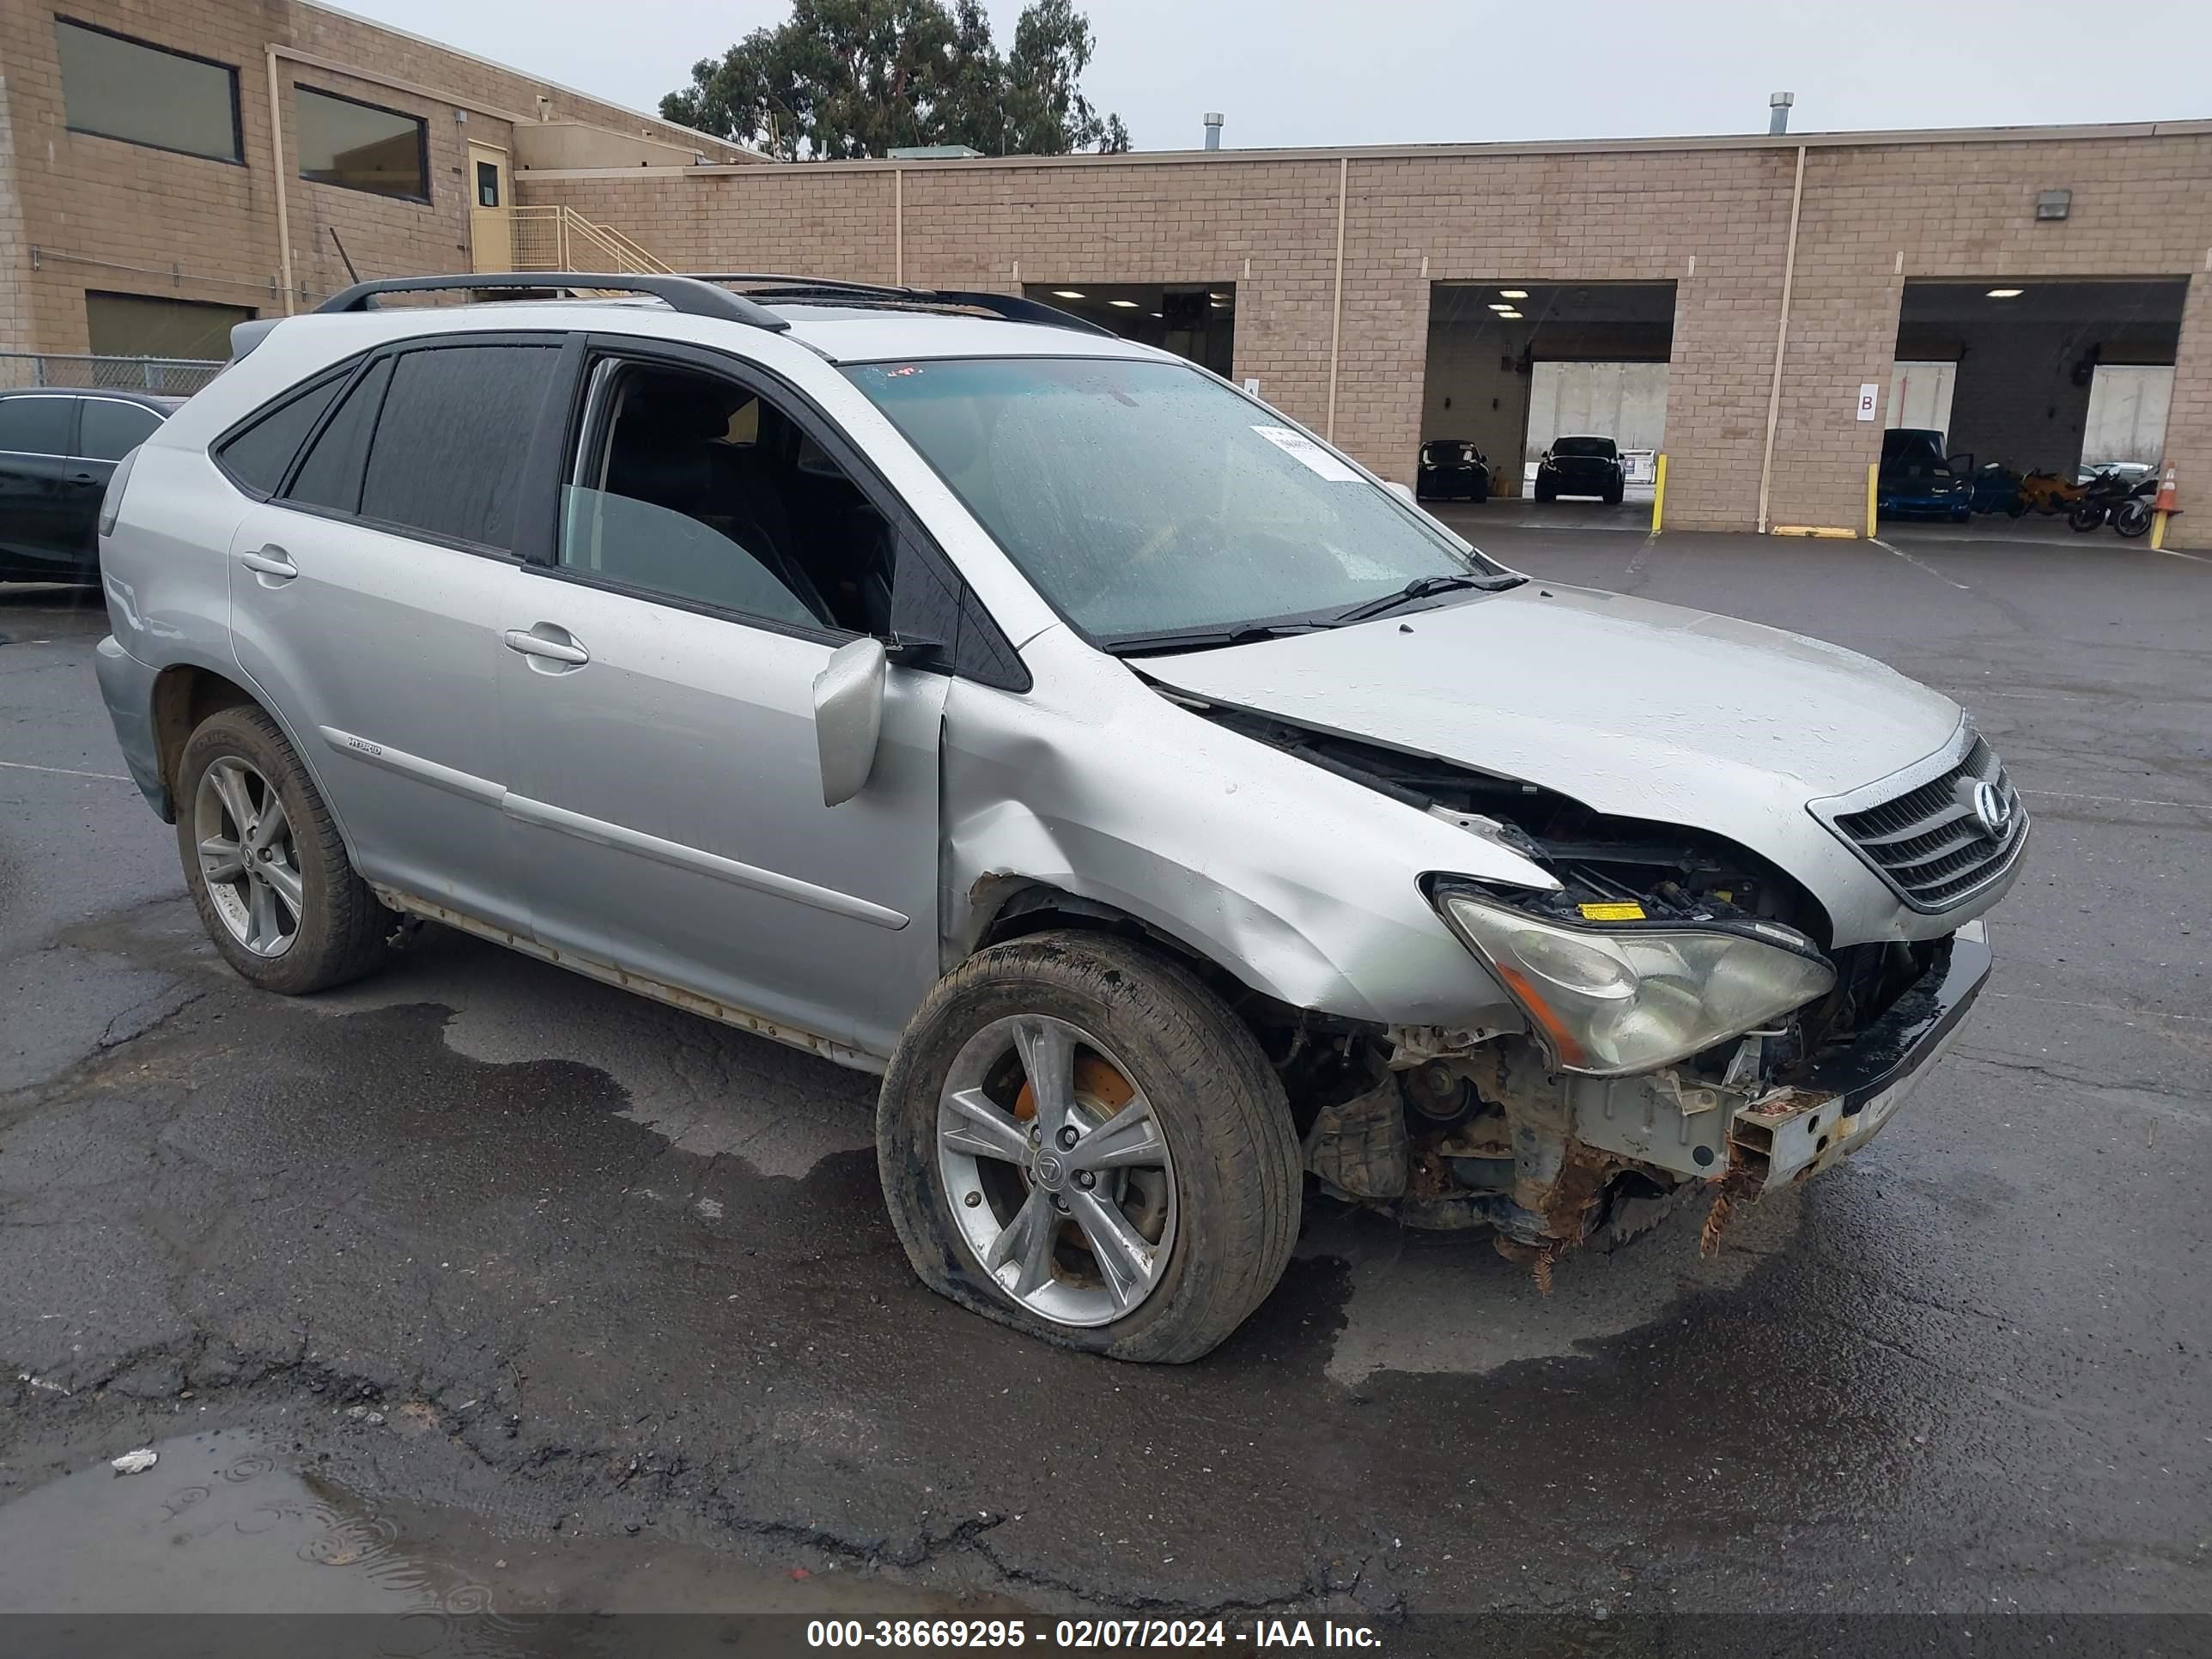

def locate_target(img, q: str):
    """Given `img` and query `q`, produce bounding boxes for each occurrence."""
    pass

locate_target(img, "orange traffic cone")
[2154,464,2178,512]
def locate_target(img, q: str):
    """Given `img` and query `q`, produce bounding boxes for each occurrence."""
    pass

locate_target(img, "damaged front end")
[1217,708,1997,1278]
[1304,921,1990,1279]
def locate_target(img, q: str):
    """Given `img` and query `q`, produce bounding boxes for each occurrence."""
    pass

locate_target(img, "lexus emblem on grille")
[1963,779,2014,840]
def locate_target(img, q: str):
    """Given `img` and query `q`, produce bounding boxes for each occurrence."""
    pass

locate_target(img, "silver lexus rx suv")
[93,273,2026,1362]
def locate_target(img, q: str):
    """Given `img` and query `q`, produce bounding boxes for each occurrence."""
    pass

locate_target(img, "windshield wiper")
[1100,621,1332,658]
[1332,571,1523,623]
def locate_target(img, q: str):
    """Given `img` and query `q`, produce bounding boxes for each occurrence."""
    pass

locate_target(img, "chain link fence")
[0,352,223,396]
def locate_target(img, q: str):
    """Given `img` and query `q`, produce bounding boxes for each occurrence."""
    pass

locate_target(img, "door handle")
[67,470,99,485]
[502,626,590,666]
[239,546,298,580]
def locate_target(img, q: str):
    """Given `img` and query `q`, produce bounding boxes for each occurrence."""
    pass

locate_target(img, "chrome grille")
[1819,733,2027,911]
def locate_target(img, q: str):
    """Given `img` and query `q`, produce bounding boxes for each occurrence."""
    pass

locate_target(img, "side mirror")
[1382,480,1416,505]
[812,636,887,807]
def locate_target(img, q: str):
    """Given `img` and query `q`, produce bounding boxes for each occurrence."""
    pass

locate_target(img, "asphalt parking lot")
[3,525,2208,1641]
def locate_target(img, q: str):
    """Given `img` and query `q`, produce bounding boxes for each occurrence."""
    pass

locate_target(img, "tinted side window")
[361,346,559,550]
[287,357,392,515]
[216,374,346,496]
[78,400,164,462]
[0,397,75,457]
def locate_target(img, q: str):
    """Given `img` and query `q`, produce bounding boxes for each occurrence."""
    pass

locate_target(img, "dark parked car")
[0,388,179,584]
[1416,438,1492,502]
[1534,434,1625,504]
[1876,428,1972,523]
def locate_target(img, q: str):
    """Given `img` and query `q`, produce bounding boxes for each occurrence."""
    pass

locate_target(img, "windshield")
[845,356,1502,644]
[1551,437,1616,458]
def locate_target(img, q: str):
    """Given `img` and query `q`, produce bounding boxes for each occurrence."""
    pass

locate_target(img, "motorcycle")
[2015,469,2085,517]
[2068,468,2157,538]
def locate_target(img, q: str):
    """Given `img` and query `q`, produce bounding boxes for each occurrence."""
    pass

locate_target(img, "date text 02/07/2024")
[802,1617,1384,1649]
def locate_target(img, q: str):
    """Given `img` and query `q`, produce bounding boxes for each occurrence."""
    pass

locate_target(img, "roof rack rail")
[313,272,790,331]
[683,273,915,298]
[676,274,1115,338]
[929,289,1116,337]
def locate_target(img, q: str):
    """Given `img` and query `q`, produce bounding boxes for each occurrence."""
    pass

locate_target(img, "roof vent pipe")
[1768,92,1795,135]
[1203,112,1224,150]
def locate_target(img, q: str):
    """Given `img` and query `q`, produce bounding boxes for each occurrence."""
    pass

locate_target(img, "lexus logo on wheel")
[1962,779,2014,840]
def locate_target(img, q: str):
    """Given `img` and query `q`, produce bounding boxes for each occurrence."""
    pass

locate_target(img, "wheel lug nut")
[963,1191,982,1208]
[1057,1127,1079,1149]
[1053,1195,1071,1213]
[1075,1170,1096,1189]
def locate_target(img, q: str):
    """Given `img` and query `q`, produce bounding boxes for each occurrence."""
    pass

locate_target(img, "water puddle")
[0,1430,1020,1648]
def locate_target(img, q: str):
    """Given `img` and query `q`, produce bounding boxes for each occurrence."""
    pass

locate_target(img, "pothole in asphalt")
[0,1430,1024,1633]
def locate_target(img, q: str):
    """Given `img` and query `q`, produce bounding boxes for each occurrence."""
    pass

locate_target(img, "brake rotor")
[1013,1054,1146,1281]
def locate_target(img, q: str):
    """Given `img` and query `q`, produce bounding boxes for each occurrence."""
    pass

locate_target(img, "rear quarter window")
[215,372,349,496]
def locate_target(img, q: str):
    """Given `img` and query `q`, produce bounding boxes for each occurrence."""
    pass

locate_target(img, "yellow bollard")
[1650,453,1668,534]
[2151,509,2168,550]
[1866,462,1879,538]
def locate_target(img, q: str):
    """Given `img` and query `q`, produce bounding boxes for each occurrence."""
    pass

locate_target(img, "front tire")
[175,704,391,994]
[877,931,1302,1364]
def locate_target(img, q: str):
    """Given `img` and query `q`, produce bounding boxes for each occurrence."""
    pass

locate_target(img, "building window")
[295,85,429,202]
[88,292,255,361]
[54,19,241,164]
[476,161,501,209]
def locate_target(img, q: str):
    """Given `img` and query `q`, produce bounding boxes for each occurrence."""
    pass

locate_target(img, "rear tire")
[1534,481,1556,502]
[175,704,391,994]
[877,931,1303,1364]
[2114,500,2153,538]
[2068,501,2106,533]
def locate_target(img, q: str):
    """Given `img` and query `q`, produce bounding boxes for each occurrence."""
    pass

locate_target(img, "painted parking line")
[0,758,132,783]
[1869,538,1969,590]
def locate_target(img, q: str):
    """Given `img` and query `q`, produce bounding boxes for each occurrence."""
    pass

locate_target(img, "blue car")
[1877,428,1973,522]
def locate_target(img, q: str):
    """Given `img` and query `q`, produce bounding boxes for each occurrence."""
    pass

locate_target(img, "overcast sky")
[340,0,2212,152]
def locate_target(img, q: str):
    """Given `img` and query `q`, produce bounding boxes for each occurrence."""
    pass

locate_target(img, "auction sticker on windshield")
[1252,424,1360,481]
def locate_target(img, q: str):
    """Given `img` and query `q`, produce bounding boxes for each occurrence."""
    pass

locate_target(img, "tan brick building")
[0,0,758,361]
[4,0,2209,545]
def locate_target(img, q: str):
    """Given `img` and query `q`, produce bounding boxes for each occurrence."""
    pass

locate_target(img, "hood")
[1141,582,1963,832]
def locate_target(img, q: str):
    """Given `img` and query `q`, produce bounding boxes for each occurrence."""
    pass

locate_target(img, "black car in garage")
[1416,437,1492,502]
[1534,434,1626,503]
[0,388,179,585]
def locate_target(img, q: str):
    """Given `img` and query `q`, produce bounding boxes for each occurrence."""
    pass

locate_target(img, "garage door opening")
[1022,283,1234,375]
[1419,282,1674,510]
[1891,277,2186,522]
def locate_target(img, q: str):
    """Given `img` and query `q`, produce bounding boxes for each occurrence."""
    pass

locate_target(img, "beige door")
[467,143,513,272]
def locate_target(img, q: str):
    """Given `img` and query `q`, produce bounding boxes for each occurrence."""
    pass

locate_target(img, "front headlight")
[1435,889,1836,1076]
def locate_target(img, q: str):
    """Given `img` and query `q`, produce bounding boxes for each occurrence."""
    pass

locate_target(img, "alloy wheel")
[936,1014,1178,1328]
[193,757,302,957]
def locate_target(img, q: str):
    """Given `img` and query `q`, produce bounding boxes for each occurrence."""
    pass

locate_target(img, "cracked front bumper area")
[1729,919,1990,1191]
[1346,921,1992,1254]
[1564,921,1990,1201]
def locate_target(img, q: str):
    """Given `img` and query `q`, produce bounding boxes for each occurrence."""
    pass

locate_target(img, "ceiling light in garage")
[1487,302,1514,312]
[1052,289,1085,299]
[1109,299,1140,307]
[1150,311,1164,318]
[1986,288,2024,298]
[1498,309,1523,319]
[1499,289,1528,299]
[1208,291,1230,301]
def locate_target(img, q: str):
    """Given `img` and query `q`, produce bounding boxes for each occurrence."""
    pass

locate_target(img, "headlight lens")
[1437,890,1836,1075]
